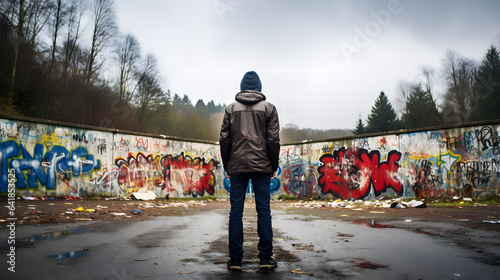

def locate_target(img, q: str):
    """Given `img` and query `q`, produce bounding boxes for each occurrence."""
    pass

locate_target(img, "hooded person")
[220,71,280,270]
[239,70,262,92]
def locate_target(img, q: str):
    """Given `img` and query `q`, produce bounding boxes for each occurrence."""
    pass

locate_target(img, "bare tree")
[116,33,141,103]
[1,0,51,112]
[45,0,68,115]
[395,80,413,116]
[83,0,116,120]
[51,0,86,121]
[134,54,167,126]
[60,0,86,79]
[420,67,442,124]
[23,0,52,45]
[440,50,477,123]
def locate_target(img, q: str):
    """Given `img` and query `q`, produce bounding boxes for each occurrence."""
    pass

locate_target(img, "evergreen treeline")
[280,124,352,143]
[0,0,225,141]
[353,46,500,135]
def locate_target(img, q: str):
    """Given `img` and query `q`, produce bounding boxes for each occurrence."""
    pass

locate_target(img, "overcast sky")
[113,0,500,130]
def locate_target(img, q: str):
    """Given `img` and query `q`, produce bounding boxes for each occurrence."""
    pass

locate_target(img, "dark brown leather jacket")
[220,90,280,175]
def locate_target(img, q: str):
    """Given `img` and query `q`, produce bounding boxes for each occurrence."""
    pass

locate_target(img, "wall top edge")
[0,113,218,145]
[281,119,500,146]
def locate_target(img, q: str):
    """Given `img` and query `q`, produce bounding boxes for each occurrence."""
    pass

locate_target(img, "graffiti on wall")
[160,152,217,197]
[1,119,221,198]
[399,126,500,199]
[401,151,460,198]
[455,159,500,198]
[0,141,101,193]
[282,164,318,197]
[3,117,500,200]
[222,168,281,195]
[114,152,163,193]
[317,146,402,200]
[104,152,218,197]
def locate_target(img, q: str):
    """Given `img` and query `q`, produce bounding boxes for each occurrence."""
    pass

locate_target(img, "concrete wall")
[0,117,221,198]
[280,125,500,200]
[1,115,499,199]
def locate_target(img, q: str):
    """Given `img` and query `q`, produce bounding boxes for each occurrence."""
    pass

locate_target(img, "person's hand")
[271,171,277,180]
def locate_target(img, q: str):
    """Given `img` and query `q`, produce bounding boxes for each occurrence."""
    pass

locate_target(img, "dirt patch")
[0,198,226,225]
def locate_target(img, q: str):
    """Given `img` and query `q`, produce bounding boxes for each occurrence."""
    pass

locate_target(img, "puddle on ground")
[472,256,500,266]
[350,219,393,228]
[25,228,88,242]
[348,258,388,269]
[48,249,87,261]
[180,258,200,263]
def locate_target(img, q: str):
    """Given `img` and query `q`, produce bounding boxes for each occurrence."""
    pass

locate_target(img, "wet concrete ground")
[1,202,499,280]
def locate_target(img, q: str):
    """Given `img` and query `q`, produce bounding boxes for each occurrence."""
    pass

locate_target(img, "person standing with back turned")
[220,71,280,271]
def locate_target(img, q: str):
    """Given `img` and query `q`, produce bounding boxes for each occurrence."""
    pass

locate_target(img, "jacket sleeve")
[266,106,280,172]
[219,107,232,172]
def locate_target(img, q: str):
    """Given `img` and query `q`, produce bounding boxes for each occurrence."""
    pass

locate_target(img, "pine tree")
[401,84,442,129]
[366,91,400,133]
[353,115,365,135]
[470,45,500,121]
[195,99,207,115]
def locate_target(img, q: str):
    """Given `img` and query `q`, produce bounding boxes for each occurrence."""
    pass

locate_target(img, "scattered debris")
[110,213,132,218]
[131,191,157,201]
[290,269,313,276]
[131,210,143,214]
[483,220,500,224]
[390,199,426,208]
[291,197,433,210]
[407,200,426,208]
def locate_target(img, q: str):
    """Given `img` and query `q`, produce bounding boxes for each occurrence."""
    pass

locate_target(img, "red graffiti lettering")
[318,147,402,199]
[161,152,216,197]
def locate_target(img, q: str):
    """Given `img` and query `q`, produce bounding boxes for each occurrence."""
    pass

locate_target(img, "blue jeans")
[228,173,273,260]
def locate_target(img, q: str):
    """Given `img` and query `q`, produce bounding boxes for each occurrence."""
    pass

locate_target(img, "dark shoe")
[227,259,242,270]
[259,258,278,270]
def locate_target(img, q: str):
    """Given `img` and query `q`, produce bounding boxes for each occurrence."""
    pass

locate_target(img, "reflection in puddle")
[351,219,393,228]
[25,228,87,242]
[472,256,500,266]
[48,250,87,261]
[348,258,388,269]
[355,260,388,269]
